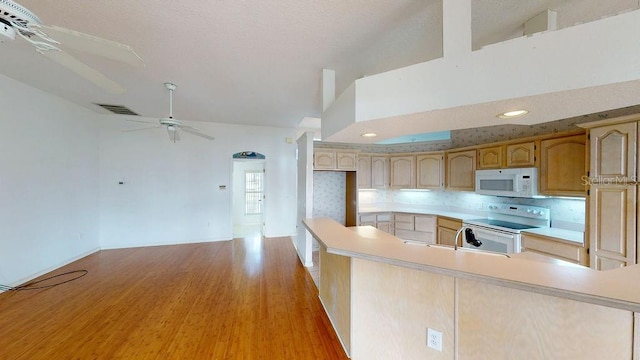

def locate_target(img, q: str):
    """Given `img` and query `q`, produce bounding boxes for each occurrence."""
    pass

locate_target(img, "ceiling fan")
[0,0,144,94]
[125,83,215,143]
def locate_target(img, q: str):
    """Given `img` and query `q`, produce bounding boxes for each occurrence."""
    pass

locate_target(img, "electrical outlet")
[427,328,442,351]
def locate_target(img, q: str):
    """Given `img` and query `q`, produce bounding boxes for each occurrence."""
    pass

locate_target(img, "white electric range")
[462,203,550,254]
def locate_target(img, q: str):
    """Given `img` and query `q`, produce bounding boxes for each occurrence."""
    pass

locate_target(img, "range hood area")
[321,4,640,144]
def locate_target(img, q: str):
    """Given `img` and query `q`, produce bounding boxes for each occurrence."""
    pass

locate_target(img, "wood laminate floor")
[0,235,347,359]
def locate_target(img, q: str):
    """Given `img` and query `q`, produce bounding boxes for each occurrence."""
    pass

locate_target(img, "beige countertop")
[522,227,584,244]
[303,217,640,312]
[358,204,483,221]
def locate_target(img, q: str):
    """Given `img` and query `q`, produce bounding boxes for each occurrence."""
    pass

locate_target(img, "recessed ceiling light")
[497,110,529,119]
[361,132,377,137]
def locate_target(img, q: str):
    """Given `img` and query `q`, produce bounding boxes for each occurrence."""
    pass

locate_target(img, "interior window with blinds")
[245,170,263,215]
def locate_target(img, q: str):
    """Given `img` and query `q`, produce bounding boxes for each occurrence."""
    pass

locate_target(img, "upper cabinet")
[416,152,444,189]
[446,150,476,191]
[539,134,586,197]
[589,122,637,182]
[477,146,502,169]
[477,141,537,169]
[314,149,357,171]
[505,141,538,167]
[389,156,415,189]
[358,154,388,189]
[371,156,389,189]
[357,155,372,188]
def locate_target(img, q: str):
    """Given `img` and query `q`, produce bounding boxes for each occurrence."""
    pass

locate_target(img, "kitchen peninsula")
[304,217,640,360]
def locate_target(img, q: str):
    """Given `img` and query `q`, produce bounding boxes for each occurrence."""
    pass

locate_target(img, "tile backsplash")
[359,189,586,230]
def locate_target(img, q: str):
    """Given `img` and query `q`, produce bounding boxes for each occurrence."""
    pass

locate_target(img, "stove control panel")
[486,203,550,221]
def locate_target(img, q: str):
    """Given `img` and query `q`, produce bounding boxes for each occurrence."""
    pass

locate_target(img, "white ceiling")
[1,0,639,140]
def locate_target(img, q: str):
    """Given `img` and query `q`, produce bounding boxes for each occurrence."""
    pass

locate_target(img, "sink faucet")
[453,226,467,250]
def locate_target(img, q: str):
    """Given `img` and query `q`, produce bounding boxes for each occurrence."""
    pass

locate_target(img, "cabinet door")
[477,146,503,169]
[376,222,392,234]
[446,150,476,191]
[521,234,588,266]
[357,155,372,188]
[589,122,637,182]
[314,150,336,170]
[336,152,357,170]
[540,134,586,196]
[589,184,636,270]
[416,153,444,189]
[389,156,415,189]
[437,226,458,247]
[506,141,537,167]
[371,156,388,189]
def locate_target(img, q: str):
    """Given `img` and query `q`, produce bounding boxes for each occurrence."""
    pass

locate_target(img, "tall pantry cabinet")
[580,116,639,270]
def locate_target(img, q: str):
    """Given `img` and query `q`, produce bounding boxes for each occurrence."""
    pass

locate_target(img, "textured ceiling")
[1,0,638,136]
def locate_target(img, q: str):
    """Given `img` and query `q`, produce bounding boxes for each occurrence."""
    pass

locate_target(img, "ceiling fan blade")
[168,128,180,142]
[122,125,161,132]
[125,118,156,124]
[41,25,145,68]
[181,126,215,140]
[41,50,126,94]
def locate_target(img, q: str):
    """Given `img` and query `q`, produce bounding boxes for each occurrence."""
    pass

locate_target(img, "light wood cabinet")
[357,154,388,189]
[357,155,371,188]
[539,134,586,197]
[477,146,502,169]
[314,149,336,170]
[394,213,436,244]
[358,213,393,234]
[588,184,637,270]
[521,233,588,266]
[505,141,537,167]
[371,156,388,189]
[589,122,637,181]
[437,217,462,247]
[314,149,357,170]
[389,155,415,189]
[446,150,476,191]
[336,152,357,170]
[580,117,640,270]
[416,152,444,189]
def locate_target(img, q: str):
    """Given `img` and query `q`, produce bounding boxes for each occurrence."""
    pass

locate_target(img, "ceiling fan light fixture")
[497,110,529,119]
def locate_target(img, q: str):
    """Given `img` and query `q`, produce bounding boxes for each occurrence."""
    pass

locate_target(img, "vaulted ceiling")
[1,0,638,141]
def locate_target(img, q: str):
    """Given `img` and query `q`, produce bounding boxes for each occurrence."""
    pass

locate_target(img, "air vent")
[94,103,139,116]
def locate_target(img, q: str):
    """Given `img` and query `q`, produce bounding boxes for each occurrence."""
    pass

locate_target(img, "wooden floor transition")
[0,234,347,359]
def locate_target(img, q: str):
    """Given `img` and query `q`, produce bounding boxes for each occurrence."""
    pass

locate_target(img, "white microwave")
[475,168,538,198]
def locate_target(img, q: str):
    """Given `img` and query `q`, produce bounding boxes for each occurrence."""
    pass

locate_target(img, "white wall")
[0,75,101,287]
[99,117,297,248]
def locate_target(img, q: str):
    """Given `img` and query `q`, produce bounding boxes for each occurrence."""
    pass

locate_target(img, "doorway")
[232,152,266,238]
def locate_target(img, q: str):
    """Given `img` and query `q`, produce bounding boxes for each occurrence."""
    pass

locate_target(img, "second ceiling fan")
[126,83,215,143]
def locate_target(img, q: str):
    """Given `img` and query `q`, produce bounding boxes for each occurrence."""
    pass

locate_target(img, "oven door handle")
[469,227,516,240]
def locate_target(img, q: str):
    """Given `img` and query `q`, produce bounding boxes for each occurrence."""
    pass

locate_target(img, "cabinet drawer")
[394,214,414,223]
[414,216,436,232]
[437,217,462,230]
[395,229,435,243]
[376,213,392,222]
[521,235,587,265]
[395,221,414,230]
[360,214,376,223]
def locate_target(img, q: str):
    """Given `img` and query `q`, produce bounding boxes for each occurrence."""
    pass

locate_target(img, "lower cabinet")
[588,184,637,270]
[359,212,393,234]
[394,213,436,244]
[437,217,462,247]
[521,233,588,266]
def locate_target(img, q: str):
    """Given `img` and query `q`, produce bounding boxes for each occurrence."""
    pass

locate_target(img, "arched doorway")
[232,152,266,238]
